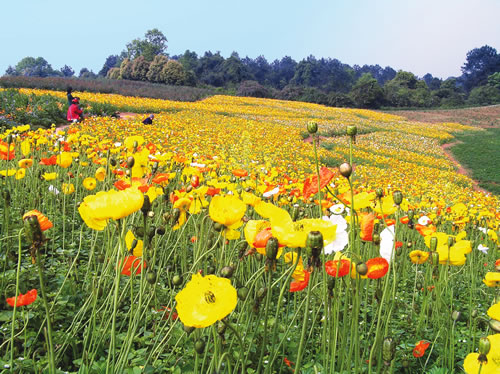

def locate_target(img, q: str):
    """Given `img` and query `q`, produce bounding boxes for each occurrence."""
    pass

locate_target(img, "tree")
[422,73,442,90]
[120,58,133,80]
[79,68,96,79]
[99,55,121,77]
[130,56,150,81]
[126,29,168,61]
[146,55,169,82]
[461,45,500,91]
[384,71,430,107]
[14,57,56,77]
[106,68,121,80]
[487,72,500,89]
[5,66,18,76]
[222,52,249,84]
[160,60,187,85]
[350,73,384,108]
[60,65,75,77]
[270,56,297,89]
[467,85,500,105]
[431,78,465,107]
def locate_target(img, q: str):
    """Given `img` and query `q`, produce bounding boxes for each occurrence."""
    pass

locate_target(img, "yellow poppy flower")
[173,197,192,230]
[284,251,305,281]
[42,172,58,181]
[15,168,26,180]
[145,186,163,203]
[95,167,106,182]
[0,169,16,177]
[463,334,500,374]
[342,191,376,210]
[56,152,73,168]
[62,183,75,195]
[254,201,336,248]
[487,302,500,321]
[83,177,97,191]
[18,159,33,168]
[409,250,429,264]
[209,195,247,240]
[175,273,237,328]
[483,272,500,287]
[125,230,143,257]
[78,187,144,231]
[124,135,145,152]
[20,140,31,156]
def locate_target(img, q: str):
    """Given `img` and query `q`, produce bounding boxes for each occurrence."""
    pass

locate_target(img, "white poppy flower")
[263,186,280,198]
[380,225,395,262]
[322,214,349,254]
[418,216,431,226]
[477,244,489,254]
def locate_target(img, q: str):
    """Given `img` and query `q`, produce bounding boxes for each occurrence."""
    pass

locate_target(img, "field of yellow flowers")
[0,89,499,373]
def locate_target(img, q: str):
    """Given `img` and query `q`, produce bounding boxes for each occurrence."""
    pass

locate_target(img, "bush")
[467,85,500,105]
[237,80,269,98]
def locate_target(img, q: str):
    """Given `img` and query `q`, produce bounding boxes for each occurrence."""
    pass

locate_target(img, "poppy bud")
[97,253,105,263]
[346,125,357,137]
[221,266,234,278]
[257,287,267,300]
[151,161,159,174]
[430,237,438,252]
[382,337,395,362]
[129,239,138,252]
[451,310,461,321]
[265,237,279,260]
[479,337,491,355]
[306,231,324,254]
[375,188,384,198]
[172,274,183,286]
[407,241,412,248]
[292,204,300,221]
[156,226,165,236]
[447,236,455,247]
[471,309,478,318]
[372,233,381,245]
[141,195,151,215]
[393,191,403,205]
[134,226,145,238]
[183,325,195,335]
[408,210,414,220]
[339,162,352,178]
[207,265,216,274]
[307,121,318,134]
[402,359,409,368]
[356,262,368,276]
[110,158,117,167]
[133,141,138,152]
[171,208,180,225]
[6,134,13,144]
[237,287,249,301]
[146,271,156,285]
[194,339,205,354]
[126,156,135,168]
[217,320,226,335]
[489,319,500,333]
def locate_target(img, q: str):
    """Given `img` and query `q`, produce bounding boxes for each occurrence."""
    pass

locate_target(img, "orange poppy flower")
[152,173,169,184]
[290,270,310,292]
[400,216,409,224]
[413,340,430,358]
[120,255,146,276]
[325,259,351,277]
[416,224,436,236]
[205,186,220,196]
[114,180,131,190]
[6,289,38,307]
[39,155,57,165]
[365,257,389,279]
[385,219,396,226]
[23,210,53,231]
[232,169,248,177]
[359,212,375,241]
[112,169,125,176]
[302,166,335,199]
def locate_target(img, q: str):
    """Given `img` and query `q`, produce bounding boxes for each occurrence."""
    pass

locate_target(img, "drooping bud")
[171,208,181,225]
[194,339,205,354]
[220,266,234,278]
[257,287,267,300]
[151,161,159,174]
[237,287,249,301]
[126,156,135,168]
[339,162,352,178]
[307,121,318,134]
[489,319,500,333]
[451,310,461,321]
[6,134,13,144]
[110,158,117,167]
[372,233,381,245]
[306,231,323,254]
[382,337,395,363]
[265,237,279,261]
[172,274,183,286]
[479,337,491,356]
[141,195,151,215]
[392,191,403,205]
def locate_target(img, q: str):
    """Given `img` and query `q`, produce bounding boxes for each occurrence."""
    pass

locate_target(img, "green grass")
[450,127,500,195]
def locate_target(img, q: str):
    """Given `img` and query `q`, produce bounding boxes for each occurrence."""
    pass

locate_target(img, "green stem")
[10,229,24,371]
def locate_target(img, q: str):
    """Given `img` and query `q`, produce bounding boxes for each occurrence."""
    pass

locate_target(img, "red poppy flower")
[413,340,430,358]
[145,142,157,154]
[365,257,389,279]
[158,306,178,321]
[283,357,294,368]
[114,180,131,190]
[302,167,335,199]
[23,210,53,231]
[325,259,351,277]
[0,140,15,160]
[385,219,396,226]
[400,216,409,224]
[39,155,57,165]
[120,255,146,276]
[415,224,436,236]
[60,141,71,152]
[191,175,200,188]
[289,188,301,197]
[359,212,375,241]
[253,227,273,248]
[232,169,248,177]
[290,270,310,292]
[395,241,403,249]
[205,186,220,197]
[6,289,38,307]
[152,173,169,184]
[112,169,125,176]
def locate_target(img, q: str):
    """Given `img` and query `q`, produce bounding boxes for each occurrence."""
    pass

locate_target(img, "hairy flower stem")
[312,133,322,218]
[295,270,317,372]
[257,269,273,373]
[37,250,56,373]
[10,229,24,371]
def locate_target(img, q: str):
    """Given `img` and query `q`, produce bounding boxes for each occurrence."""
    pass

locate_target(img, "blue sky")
[2,0,499,79]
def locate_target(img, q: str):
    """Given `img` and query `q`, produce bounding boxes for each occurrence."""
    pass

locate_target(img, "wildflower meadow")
[0,89,499,373]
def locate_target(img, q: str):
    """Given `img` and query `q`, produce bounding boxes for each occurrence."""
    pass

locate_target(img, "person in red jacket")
[67,97,84,122]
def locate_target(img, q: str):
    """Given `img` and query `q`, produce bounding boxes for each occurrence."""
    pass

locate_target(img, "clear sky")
[2,0,499,79]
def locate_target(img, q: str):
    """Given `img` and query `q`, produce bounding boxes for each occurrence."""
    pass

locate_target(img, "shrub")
[237,80,269,98]
[106,68,121,80]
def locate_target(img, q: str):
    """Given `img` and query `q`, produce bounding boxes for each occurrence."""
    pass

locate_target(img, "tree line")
[4,29,500,109]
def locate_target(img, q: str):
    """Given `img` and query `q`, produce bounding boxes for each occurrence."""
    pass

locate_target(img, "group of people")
[66,87,155,124]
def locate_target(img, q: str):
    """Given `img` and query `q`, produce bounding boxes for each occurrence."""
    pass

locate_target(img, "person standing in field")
[67,87,75,106]
[142,114,154,125]
[67,97,83,122]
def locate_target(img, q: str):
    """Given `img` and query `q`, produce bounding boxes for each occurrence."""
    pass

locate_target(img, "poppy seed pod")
[430,237,438,252]
[346,125,357,136]
[382,337,395,362]
[393,191,403,205]
[479,337,491,355]
[265,237,279,261]
[339,162,352,178]
[126,156,135,168]
[307,121,318,134]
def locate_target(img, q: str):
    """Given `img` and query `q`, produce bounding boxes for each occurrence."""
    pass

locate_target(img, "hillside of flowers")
[0,90,499,373]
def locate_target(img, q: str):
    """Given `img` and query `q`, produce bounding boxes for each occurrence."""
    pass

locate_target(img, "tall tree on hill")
[350,73,384,108]
[99,55,121,77]
[126,29,168,62]
[461,45,500,91]
[270,56,297,89]
[14,57,56,77]
[60,65,75,77]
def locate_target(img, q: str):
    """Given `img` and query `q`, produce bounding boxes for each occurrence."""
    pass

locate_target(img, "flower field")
[1,89,499,373]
